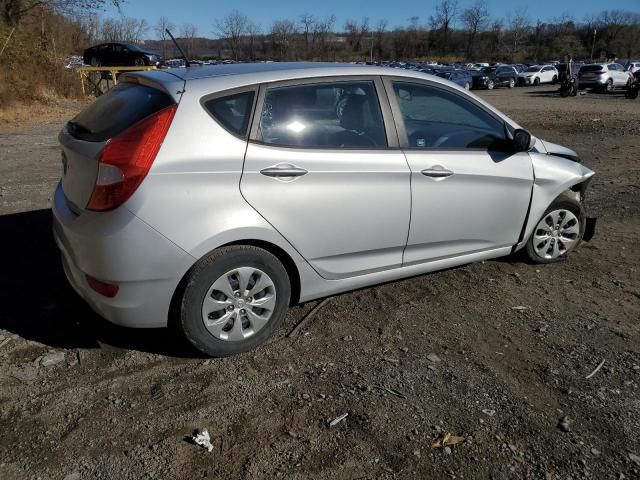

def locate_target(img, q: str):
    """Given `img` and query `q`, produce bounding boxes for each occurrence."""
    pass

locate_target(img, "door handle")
[260,165,308,178]
[421,167,454,178]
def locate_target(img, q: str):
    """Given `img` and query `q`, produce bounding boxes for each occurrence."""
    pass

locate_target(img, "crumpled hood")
[534,139,580,162]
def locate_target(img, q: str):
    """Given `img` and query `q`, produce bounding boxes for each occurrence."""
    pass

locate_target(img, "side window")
[258,81,387,148]
[392,82,507,150]
[203,91,255,137]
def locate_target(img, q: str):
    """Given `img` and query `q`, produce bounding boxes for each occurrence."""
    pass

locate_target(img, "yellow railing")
[79,65,158,97]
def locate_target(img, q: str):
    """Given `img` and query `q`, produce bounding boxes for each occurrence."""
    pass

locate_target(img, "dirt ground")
[0,86,639,480]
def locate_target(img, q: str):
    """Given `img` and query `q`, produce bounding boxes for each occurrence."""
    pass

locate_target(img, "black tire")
[486,80,495,90]
[525,195,586,264]
[552,75,558,84]
[134,57,146,67]
[177,245,291,357]
[533,77,540,86]
[603,79,613,93]
[626,87,639,99]
[90,57,101,67]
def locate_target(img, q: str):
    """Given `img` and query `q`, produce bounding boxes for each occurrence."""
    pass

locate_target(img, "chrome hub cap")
[533,209,580,259]
[201,267,276,341]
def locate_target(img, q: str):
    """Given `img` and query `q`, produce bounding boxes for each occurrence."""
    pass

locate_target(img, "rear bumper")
[579,78,607,87]
[52,182,194,328]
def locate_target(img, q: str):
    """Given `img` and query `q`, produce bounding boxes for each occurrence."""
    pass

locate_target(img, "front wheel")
[525,195,585,264]
[508,78,515,88]
[486,80,494,90]
[177,245,291,357]
[533,77,540,86]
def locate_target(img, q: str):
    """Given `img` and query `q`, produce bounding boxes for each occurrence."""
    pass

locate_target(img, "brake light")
[87,104,177,211]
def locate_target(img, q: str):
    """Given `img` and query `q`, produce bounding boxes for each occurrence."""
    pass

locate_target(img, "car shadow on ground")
[0,208,200,358]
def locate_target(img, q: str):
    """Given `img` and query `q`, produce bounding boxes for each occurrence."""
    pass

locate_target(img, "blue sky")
[102,0,640,39]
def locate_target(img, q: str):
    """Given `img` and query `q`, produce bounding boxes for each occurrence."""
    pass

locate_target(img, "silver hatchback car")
[53,63,596,356]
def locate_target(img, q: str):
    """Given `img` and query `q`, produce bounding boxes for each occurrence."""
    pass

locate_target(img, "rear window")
[203,91,255,137]
[67,82,174,142]
[580,65,604,72]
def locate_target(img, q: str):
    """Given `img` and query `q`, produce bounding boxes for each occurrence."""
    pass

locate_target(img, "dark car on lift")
[83,42,163,67]
[435,69,473,90]
[471,65,518,89]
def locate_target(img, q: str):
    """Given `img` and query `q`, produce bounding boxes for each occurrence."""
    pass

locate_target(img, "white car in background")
[517,65,558,86]
[625,62,640,74]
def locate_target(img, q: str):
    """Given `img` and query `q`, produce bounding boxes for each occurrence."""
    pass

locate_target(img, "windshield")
[580,65,604,72]
[524,66,540,73]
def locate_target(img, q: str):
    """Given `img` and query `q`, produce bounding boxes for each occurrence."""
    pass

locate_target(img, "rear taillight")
[87,104,177,211]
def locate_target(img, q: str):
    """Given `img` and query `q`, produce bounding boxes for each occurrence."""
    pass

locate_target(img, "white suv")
[578,63,633,92]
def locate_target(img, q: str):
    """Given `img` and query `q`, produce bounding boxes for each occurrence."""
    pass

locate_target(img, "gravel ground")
[0,86,639,480]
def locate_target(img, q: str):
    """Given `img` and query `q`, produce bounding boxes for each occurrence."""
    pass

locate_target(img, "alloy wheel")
[532,209,580,260]
[201,267,277,341]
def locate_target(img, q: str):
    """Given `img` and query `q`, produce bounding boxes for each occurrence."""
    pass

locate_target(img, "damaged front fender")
[514,152,595,252]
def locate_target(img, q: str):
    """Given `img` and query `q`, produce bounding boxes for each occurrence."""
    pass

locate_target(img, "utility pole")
[590,27,597,61]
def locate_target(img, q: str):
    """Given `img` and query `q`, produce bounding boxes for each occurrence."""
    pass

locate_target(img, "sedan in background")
[83,43,163,67]
[435,70,473,89]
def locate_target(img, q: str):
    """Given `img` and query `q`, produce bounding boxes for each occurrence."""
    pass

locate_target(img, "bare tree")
[155,16,175,58]
[313,15,335,60]
[245,20,261,60]
[299,13,315,57]
[180,23,198,58]
[505,6,530,62]
[2,0,122,26]
[429,0,459,55]
[344,17,369,53]
[374,19,388,60]
[270,19,297,60]
[461,0,489,60]
[214,9,249,61]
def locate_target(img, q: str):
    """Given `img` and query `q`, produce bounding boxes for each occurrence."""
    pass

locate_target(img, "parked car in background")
[83,43,163,67]
[54,62,595,356]
[578,63,633,92]
[625,62,640,74]
[435,69,473,89]
[472,66,518,89]
[517,65,558,86]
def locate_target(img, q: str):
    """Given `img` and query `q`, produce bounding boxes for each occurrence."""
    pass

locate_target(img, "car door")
[384,79,534,264]
[241,77,411,280]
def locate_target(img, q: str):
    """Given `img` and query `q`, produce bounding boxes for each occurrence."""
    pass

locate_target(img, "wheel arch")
[514,152,594,252]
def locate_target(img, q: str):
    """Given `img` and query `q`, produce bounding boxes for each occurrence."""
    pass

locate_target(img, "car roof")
[129,61,463,92]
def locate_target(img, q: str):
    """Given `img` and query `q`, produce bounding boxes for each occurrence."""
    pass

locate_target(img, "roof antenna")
[165,28,191,67]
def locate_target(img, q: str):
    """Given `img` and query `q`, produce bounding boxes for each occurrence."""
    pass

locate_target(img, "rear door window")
[203,91,255,137]
[67,82,175,142]
[257,81,387,148]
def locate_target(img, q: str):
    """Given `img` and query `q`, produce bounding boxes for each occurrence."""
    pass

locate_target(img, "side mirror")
[512,129,533,152]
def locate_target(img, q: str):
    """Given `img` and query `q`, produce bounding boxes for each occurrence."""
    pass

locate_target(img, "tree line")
[113,3,639,63]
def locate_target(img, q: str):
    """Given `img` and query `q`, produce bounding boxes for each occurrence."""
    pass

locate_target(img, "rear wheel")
[177,246,291,357]
[533,77,540,86]
[552,75,558,84]
[603,79,613,93]
[90,57,101,67]
[134,57,146,67]
[508,78,515,88]
[525,195,585,264]
[486,80,495,90]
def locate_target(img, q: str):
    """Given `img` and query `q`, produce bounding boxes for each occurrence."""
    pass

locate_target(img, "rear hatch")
[579,65,604,78]
[60,82,176,212]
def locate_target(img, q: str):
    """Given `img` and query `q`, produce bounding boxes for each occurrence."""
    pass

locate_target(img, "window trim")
[200,85,259,140]
[248,75,399,150]
[382,76,510,152]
